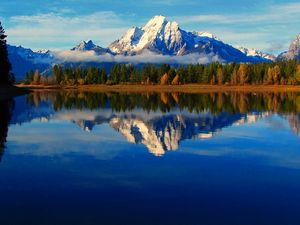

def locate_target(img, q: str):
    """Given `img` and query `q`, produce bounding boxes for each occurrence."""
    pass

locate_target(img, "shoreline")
[16,84,300,93]
[0,85,31,100]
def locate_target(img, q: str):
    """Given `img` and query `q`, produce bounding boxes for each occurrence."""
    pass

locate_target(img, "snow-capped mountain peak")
[142,15,168,32]
[236,46,276,61]
[71,40,97,51]
[109,15,272,62]
[109,27,144,54]
[110,15,185,55]
[71,40,111,55]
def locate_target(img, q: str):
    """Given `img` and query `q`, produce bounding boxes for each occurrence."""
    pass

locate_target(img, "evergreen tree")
[0,21,14,85]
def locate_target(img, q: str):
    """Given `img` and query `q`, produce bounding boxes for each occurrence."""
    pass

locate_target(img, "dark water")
[1,91,300,225]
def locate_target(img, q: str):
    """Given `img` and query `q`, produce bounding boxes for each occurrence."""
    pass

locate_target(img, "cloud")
[266,42,285,53]
[176,3,300,25]
[4,2,300,54]
[54,50,224,65]
[6,11,130,50]
[173,2,300,53]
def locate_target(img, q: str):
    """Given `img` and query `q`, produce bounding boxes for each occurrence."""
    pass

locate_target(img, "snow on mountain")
[109,15,187,55]
[192,31,220,41]
[109,15,270,63]
[236,46,276,61]
[278,34,300,61]
[71,40,112,55]
[7,45,54,81]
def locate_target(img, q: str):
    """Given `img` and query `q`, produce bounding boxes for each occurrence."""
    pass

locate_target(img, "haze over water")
[1,91,300,225]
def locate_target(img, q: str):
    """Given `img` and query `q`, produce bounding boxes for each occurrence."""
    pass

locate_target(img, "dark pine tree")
[0,21,14,85]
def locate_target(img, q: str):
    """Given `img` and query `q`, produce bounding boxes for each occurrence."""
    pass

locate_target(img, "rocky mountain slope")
[109,15,268,63]
[278,34,300,60]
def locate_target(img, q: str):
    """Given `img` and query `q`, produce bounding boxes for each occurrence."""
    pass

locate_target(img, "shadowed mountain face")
[0,98,14,161]
[7,91,300,157]
[278,34,300,61]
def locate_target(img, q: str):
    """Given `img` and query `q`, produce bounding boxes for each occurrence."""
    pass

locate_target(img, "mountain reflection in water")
[8,91,300,157]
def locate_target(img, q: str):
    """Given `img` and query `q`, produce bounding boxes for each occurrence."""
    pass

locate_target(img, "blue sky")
[1,0,299,55]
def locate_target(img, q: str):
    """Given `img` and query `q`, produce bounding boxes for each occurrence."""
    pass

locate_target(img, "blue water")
[0,92,300,225]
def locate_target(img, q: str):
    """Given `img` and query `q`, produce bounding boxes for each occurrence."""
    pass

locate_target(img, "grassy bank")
[17,84,300,93]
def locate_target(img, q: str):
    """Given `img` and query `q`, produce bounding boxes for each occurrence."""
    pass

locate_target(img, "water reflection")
[0,98,14,161]
[2,91,300,225]
[287,114,300,136]
[24,91,300,114]
[8,91,300,157]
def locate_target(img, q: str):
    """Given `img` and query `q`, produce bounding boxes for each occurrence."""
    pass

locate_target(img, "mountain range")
[6,15,300,81]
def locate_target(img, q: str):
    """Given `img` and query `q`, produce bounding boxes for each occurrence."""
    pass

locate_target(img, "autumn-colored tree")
[238,64,249,85]
[231,68,238,85]
[267,67,273,84]
[273,65,280,84]
[171,74,180,85]
[160,73,169,85]
[33,69,41,84]
[217,67,224,85]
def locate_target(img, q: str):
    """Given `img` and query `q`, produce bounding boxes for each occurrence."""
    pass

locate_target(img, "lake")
[1,91,300,225]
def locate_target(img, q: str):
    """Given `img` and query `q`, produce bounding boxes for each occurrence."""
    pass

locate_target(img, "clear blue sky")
[1,0,299,54]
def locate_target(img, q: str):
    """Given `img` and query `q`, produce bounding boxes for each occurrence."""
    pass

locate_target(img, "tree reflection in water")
[26,91,300,114]
[0,98,14,161]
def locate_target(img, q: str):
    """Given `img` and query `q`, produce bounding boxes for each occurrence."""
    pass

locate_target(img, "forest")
[23,60,300,86]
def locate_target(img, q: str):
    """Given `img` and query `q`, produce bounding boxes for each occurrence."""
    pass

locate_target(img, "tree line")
[24,60,300,86]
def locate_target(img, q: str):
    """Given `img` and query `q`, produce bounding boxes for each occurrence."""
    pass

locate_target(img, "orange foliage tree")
[171,74,180,85]
[160,73,169,85]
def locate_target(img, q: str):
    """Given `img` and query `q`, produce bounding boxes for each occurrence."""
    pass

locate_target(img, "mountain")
[109,15,269,63]
[7,45,54,81]
[278,34,300,60]
[71,40,112,55]
[236,46,276,61]
[7,15,279,80]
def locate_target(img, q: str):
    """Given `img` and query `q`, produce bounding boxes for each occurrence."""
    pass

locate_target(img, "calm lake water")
[1,91,300,225]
